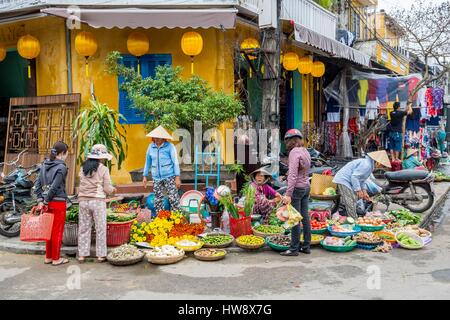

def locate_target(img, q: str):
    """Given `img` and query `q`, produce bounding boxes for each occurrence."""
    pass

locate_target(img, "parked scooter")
[0,151,40,237]
[335,169,435,215]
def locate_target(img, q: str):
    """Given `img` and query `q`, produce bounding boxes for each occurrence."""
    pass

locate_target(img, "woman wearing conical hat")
[333,150,392,219]
[143,126,181,213]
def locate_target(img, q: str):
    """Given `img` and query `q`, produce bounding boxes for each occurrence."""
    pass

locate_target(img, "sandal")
[44,259,53,264]
[52,258,70,266]
[77,257,86,264]
[97,257,107,263]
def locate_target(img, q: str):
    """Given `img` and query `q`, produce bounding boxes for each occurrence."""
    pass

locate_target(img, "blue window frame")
[118,54,172,124]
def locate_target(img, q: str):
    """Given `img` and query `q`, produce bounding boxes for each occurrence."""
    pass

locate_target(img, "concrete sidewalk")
[1,181,449,256]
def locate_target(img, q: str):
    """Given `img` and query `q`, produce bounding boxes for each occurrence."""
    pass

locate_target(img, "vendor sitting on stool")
[402,148,426,170]
[250,167,282,223]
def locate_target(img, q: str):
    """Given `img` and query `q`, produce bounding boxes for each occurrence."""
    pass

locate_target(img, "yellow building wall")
[0,16,68,96]
[1,17,239,185]
[69,25,237,184]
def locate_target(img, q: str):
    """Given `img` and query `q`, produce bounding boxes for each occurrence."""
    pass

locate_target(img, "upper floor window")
[118,54,172,124]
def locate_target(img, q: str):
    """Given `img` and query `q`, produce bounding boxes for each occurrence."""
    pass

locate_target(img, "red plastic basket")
[20,207,54,242]
[230,215,252,238]
[106,219,135,247]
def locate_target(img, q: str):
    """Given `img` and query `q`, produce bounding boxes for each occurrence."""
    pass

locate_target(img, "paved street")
[0,193,449,300]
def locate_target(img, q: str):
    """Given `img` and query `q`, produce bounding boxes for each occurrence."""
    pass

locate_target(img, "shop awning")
[41,7,237,29]
[294,24,371,67]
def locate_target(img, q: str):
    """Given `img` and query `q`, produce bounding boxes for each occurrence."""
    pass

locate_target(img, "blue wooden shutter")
[118,54,172,124]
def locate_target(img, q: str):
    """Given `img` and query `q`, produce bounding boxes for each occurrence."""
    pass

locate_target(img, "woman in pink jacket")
[280,129,312,257]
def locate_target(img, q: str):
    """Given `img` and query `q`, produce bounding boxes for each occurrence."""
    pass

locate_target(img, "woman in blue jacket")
[143,126,181,213]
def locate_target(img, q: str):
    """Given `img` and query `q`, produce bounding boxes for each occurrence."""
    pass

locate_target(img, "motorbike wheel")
[402,185,434,213]
[0,201,24,237]
[0,212,21,237]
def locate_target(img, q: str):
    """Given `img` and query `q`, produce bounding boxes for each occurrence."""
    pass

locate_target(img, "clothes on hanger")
[366,98,379,120]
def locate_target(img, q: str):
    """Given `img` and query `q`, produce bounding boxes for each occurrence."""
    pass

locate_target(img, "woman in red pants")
[34,141,69,266]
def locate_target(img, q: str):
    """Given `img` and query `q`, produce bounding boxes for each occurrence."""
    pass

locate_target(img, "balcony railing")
[281,0,337,39]
[239,0,337,40]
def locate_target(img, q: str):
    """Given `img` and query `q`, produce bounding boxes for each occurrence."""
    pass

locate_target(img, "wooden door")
[4,94,81,195]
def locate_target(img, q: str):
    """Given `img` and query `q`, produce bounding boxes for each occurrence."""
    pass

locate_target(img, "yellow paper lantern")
[127,31,149,74]
[75,31,98,57]
[298,57,313,74]
[240,37,259,60]
[17,35,40,78]
[127,32,149,57]
[311,61,325,78]
[0,45,6,62]
[282,52,299,71]
[75,31,98,77]
[181,31,203,74]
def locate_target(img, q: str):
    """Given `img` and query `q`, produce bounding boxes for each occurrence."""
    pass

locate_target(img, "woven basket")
[62,223,78,246]
[252,226,284,238]
[147,252,185,265]
[357,224,385,232]
[320,240,357,252]
[236,236,265,250]
[107,251,145,266]
[193,249,227,261]
[175,241,204,252]
[201,233,235,248]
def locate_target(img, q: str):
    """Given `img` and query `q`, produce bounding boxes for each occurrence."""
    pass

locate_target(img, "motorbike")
[336,169,435,215]
[0,150,40,237]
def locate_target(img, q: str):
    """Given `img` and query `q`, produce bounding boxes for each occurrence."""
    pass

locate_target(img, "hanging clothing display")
[366,98,380,120]
[397,79,409,103]
[408,76,420,101]
[417,87,428,119]
[406,107,421,132]
[376,79,389,103]
[326,97,340,123]
[368,79,378,101]
[387,78,398,101]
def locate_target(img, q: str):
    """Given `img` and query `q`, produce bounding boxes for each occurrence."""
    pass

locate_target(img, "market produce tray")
[327,225,361,237]
[201,233,235,248]
[147,253,186,265]
[252,226,285,238]
[265,237,290,252]
[175,241,204,252]
[357,224,385,232]
[193,249,227,261]
[235,236,266,250]
[395,232,424,250]
[107,251,145,266]
[311,227,328,235]
[320,240,357,252]
[374,231,397,244]
[308,235,325,246]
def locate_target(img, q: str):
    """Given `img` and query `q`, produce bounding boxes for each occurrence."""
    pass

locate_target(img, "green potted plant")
[73,98,128,171]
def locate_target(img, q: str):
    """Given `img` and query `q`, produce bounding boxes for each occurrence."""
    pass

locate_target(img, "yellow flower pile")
[129,211,191,247]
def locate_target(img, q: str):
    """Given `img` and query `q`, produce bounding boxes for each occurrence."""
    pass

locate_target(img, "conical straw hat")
[146,125,173,140]
[367,150,391,168]
[406,148,418,158]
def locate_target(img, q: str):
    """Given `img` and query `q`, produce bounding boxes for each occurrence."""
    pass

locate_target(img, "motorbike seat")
[384,170,429,182]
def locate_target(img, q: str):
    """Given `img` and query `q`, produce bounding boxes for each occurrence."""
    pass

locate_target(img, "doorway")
[0,50,36,162]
